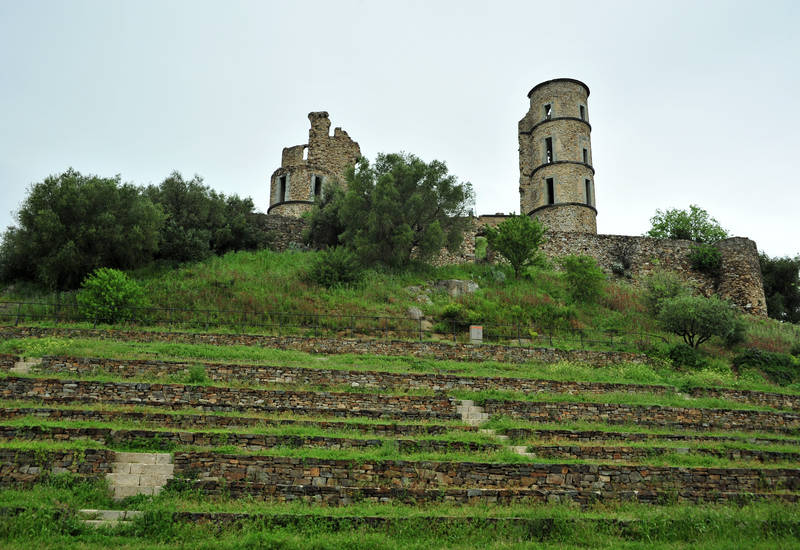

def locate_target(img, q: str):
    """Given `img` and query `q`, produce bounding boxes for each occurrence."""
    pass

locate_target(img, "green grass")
[2,476,800,549]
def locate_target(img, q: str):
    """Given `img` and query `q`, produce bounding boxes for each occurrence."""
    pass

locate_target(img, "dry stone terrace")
[25,354,800,412]
[2,338,800,523]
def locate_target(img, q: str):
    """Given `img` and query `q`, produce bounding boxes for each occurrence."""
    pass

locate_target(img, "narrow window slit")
[545,137,553,163]
[546,178,555,205]
[544,104,552,120]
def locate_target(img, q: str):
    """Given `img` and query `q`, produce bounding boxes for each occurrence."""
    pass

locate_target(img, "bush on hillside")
[643,270,692,315]
[759,253,800,323]
[657,295,737,348]
[306,247,362,288]
[667,343,709,370]
[646,204,729,242]
[559,255,605,303]
[732,348,799,386]
[76,268,146,324]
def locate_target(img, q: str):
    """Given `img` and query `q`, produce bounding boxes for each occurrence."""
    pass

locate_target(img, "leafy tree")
[759,253,800,323]
[145,172,268,263]
[484,215,546,278]
[0,169,163,289]
[559,255,605,303]
[303,182,347,249]
[76,267,146,323]
[646,204,729,243]
[336,153,474,268]
[657,295,738,348]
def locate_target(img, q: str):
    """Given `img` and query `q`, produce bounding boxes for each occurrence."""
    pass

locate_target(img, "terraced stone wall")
[0,326,651,366]
[172,453,800,493]
[32,356,800,411]
[0,354,17,369]
[0,448,114,487]
[483,400,800,433]
[0,376,459,420]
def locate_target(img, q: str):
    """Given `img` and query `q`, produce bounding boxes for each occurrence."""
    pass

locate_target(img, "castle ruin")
[265,80,768,316]
[267,111,360,217]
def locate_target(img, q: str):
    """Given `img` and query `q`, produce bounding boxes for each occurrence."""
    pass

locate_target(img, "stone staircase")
[456,400,489,426]
[107,451,174,499]
[79,509,142,528]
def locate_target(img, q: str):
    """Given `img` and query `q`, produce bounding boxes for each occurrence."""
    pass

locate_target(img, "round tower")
[518,78,596,233]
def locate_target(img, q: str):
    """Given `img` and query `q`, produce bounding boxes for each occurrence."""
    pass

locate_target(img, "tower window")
[579,105,586,120]
[545,137,553,163]
[585,179,592,206]
[313,176,322,198]
[279,175,288,202]
[544,104,552,120]
[583,148,588,164]
[546,178,555,205]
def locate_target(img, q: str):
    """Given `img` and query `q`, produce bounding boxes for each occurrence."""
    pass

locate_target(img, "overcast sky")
[1,0,798,257]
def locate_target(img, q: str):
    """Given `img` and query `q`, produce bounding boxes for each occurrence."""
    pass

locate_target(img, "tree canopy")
[646,204,729,243]
[484,215,546,278]
[0,169,163,289]
[657,295,738,348]
[307,153,474,268]
[759,253,800,323]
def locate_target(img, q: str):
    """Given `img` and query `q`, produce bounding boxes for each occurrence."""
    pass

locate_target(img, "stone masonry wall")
[0,407,468,436]
[0,376,459,421]
[250,214,767,315]
[0,326,651,366]
[0,448,114,487]
[482,400,800,434]
[0,425,496,454]
[172,452,800,493]
[32,355,800,412]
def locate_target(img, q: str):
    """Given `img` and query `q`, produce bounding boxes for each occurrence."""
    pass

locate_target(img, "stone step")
[112,462,174,475]
[113,452,172,464]
[79,509,142,521]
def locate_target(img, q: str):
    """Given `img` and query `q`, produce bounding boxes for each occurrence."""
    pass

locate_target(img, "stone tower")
[268,111,361,217]
[518,78,597,233]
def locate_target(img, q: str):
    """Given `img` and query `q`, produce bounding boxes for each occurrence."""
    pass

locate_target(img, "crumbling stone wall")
[268,112,360,217]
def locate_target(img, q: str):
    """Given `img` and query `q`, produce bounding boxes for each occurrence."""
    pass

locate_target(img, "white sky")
[1,0,798,257]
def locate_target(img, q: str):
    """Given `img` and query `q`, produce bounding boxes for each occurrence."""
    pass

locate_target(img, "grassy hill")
[0,249,799,548]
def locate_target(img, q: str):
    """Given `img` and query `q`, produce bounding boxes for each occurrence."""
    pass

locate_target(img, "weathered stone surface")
[434,279,479,297]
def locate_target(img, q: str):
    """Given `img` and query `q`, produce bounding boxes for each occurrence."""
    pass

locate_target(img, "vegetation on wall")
[646,204,729,243]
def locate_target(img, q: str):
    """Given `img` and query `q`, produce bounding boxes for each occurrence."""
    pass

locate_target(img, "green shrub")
[474,236,488,263]
[559,255,605,303]
[733,348,799,386]
[643,270,691,315]
[791,342,800,357]
[76,267,146,324]
[723,317,747,349]
[688,243,722,275]
[306,247,362,287]
[667,343,708,369]
[186,365,208,384]
[438,302,478,329]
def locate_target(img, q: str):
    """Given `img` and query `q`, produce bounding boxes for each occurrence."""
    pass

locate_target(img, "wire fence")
[0,300,665,351]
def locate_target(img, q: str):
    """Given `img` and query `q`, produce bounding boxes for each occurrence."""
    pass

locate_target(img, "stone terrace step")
[0,424,500,454]
[172,452,800,494]
[0,406,473,435]
[482,400,800,434]
[501,427,800,447]
[0,376,460,421]
[32,354,800,411]
[179,480,800,506]
[107,452,173,500]
[521,443,800,464]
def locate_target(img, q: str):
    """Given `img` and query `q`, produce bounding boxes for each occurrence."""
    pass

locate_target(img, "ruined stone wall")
[0,448,114,487]
[268,112,360,217]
